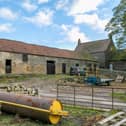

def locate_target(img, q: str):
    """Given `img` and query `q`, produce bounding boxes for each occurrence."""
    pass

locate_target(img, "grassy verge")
[0,74,75,84]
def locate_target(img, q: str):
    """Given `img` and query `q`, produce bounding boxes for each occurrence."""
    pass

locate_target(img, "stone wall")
[91,52,106,68]
[0,51,97,75]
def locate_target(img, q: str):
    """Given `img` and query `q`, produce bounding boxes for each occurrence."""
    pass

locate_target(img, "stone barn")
[0,39,97,75]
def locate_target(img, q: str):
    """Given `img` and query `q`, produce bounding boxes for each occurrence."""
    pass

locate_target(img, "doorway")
[62,63,66,74]
[5,59,12,73]
[47,61,55,74]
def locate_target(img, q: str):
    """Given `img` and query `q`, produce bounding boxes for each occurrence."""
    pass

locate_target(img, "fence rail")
[57,84,126,110]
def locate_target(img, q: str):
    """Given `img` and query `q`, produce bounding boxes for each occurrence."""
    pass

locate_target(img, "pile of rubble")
[0,84,39,96]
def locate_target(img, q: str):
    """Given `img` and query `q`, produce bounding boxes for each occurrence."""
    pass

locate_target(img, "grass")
[0,105,109,126]
[113,92,126,102]
[0,113,48,126]
[0,74,75,84]
[64,105,103,117]
[0,74,31,84]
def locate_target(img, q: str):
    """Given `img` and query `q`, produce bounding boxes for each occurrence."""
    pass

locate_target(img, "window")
[22,54,28,62]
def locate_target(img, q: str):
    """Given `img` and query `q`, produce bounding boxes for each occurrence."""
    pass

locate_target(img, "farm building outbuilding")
[0,39,97,75]
[75,39,114,68]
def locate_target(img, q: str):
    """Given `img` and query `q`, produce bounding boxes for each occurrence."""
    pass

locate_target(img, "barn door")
[47,61,55,74]
[5,59,12,73]
[62,63,66,74]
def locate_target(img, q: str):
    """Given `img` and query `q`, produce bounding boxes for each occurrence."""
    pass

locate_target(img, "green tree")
[105,0,126,48]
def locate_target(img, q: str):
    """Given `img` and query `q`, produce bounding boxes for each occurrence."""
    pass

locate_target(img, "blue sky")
[0,0,120,50]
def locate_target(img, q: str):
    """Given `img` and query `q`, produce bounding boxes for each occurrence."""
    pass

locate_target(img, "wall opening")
[62,63,66,74]
[5,59,12,74]
[47,61,55,74]
[22,54,28,62]
[76,63,79,67]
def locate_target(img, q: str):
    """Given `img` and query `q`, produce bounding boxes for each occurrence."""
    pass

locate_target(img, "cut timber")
[114,118,126,126]
[98,111,124,125]
[115,75,124,83]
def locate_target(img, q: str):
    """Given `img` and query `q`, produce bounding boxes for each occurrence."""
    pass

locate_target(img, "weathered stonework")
[75,39,114,68]
[0,51,97,75]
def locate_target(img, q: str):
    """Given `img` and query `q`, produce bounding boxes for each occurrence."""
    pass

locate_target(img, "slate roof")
[0,39,95,61]
[75,39,112,53]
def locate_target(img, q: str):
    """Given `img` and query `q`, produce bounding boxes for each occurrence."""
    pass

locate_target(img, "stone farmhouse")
[75,39,114,68]
[0,39,98,75]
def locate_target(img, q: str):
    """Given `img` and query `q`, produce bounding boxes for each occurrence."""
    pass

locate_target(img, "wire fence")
[57,84,126,110]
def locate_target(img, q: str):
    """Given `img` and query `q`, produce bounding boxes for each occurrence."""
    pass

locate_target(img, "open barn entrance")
[5,59,12,73]
[47,61,55,74]
[62,63,66,74]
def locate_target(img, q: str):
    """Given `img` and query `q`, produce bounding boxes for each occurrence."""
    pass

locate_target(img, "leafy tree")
[111,49,126,61]
[105,0,126,48]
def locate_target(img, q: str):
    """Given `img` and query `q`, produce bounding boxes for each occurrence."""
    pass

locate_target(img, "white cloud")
[69,0,105,15]
[24,10,53,27]
[0,7,17,20]
[38,0,49,4]
[55,0,69,10]
[61,24,89,43]
[55,0,109,32]
[74,13,109,32]
[0,23,14,32]
[22,0,37,12]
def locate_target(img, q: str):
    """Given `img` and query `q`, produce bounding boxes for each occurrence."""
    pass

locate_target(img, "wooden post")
[0,103,2,115]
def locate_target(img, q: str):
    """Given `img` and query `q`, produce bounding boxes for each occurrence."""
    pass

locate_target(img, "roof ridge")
[80,38,110,45]
[0,38,74,52]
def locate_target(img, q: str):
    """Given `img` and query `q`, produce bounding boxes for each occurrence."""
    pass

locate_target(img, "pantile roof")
[0,39,94,61]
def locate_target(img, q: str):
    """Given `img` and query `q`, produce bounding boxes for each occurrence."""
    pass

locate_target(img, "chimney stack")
[78,38,81,46]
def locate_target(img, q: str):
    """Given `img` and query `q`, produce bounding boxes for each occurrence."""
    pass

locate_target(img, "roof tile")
[0,39,94,61]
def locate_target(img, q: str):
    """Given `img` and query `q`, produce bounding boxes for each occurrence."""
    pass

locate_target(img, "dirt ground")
[1,75,126,94]
[30,76,126,89]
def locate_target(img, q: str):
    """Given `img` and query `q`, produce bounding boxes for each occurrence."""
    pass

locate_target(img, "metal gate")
[57,84,126,110]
